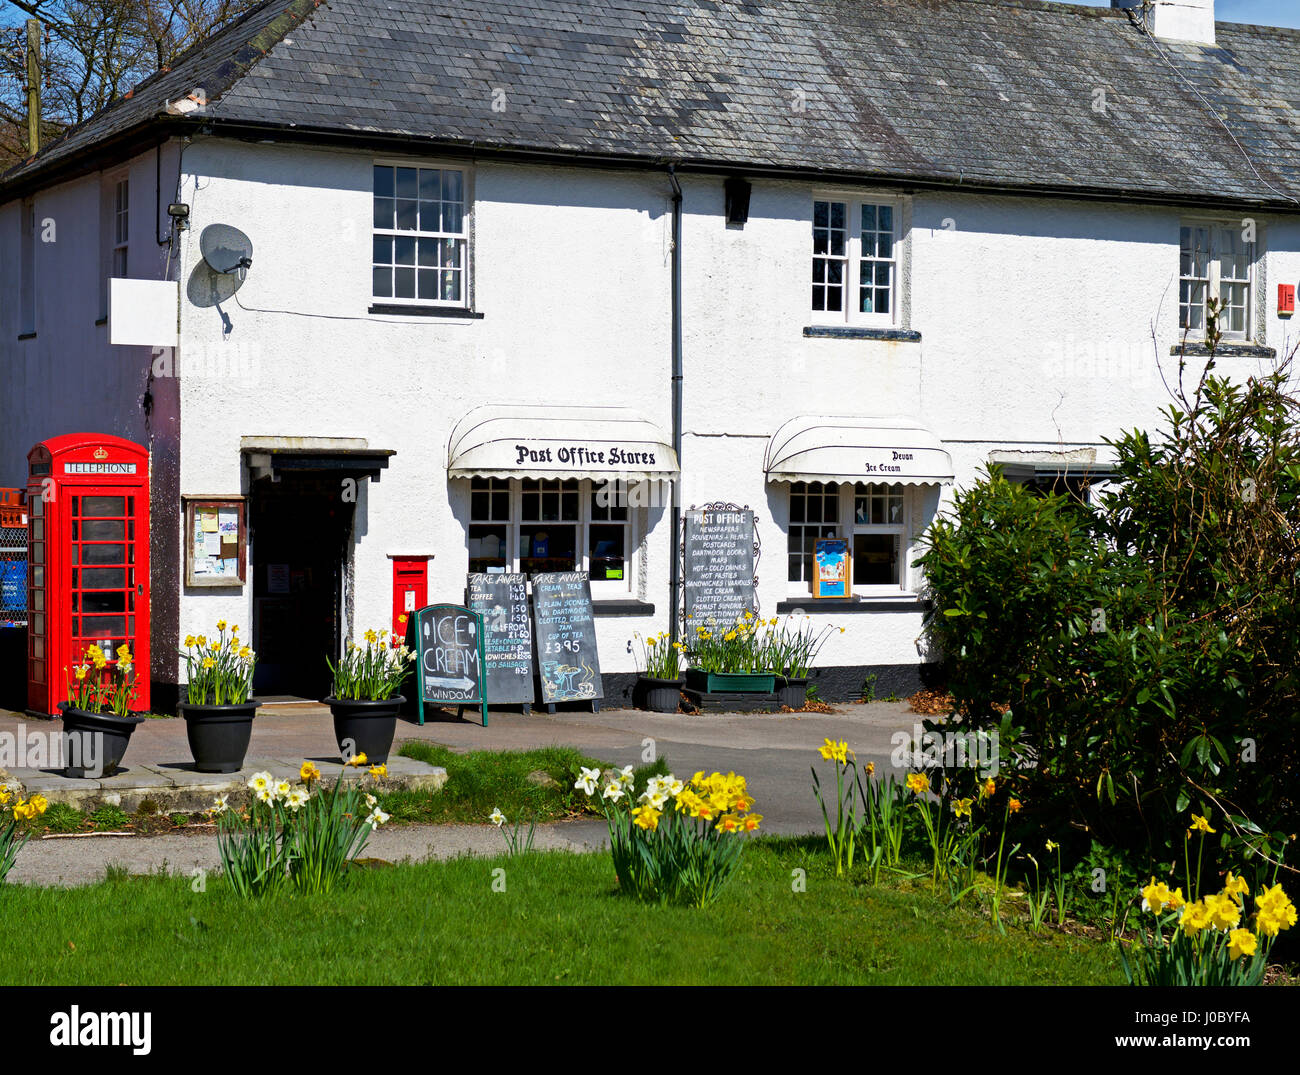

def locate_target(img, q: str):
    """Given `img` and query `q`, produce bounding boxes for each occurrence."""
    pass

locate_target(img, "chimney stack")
[1112,0,1216,46]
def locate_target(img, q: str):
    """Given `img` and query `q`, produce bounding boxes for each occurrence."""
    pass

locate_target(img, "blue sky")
[1055,0,1300,30]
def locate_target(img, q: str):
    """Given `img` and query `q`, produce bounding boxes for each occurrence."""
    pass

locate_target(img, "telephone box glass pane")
[82,592,126,614]
[81,544,125,565]
[81,568,126,589]
[82,519,125,541]
[82,615,126,636]
[83,496,126,516]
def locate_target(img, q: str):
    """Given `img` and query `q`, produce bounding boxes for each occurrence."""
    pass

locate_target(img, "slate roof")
[5,0,1300,210]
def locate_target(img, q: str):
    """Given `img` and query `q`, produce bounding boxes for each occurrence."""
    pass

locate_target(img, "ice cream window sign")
[813,538,850,599]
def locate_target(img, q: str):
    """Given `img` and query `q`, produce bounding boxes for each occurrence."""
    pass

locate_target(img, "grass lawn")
[383,740,610,824]
[0,838,1123,986]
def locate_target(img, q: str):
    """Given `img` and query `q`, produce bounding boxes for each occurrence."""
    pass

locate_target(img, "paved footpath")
[2,700,921,887]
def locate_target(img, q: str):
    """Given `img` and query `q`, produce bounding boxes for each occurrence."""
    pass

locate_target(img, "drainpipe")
[667,166,683,648]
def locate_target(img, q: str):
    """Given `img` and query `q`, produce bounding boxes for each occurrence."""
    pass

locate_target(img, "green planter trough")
[684,669,776,694]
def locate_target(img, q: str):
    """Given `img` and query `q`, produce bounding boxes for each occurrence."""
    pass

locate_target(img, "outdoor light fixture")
[167,202,190,230]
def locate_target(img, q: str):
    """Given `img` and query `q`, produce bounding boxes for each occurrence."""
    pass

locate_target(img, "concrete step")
[4,756,448,813]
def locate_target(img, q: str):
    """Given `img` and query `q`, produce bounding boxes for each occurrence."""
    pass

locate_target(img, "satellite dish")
[199,224,254,280]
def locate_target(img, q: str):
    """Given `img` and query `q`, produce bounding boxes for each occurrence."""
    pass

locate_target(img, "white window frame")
[785,481,915,598]
[371,158,471,309]
[466,477,636,598]
[811,192,902,328]
[112,177,129,279]
[850,482,911,597]
[1179,218,1256,342]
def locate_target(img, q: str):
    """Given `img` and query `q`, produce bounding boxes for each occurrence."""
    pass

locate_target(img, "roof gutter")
[4,112,1300,216]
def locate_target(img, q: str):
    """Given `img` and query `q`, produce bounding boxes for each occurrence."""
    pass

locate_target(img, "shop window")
[372,163,468,306]
[1180,221,1254,340]
[812,196,898,325]
[787,481,840,587]
[787,481,913,595]
[852,483,906,590]
[467,477,633,594]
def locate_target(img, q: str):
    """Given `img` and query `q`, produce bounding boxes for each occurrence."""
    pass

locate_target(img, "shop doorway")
[249,473,353,697]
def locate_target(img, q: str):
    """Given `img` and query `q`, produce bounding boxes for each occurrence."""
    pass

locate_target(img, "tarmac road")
[3,700,922,887]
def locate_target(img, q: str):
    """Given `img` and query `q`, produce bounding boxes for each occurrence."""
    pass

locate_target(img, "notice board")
[467,573,535,708]
[683,507,755,628]
[531,571,603,707]
[414,603,488,726]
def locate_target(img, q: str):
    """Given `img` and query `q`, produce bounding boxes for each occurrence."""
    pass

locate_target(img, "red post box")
[26,434,150,717]
[390,556,429,644]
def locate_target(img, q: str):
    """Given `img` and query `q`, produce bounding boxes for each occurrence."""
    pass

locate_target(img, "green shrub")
[918,349,1300,874]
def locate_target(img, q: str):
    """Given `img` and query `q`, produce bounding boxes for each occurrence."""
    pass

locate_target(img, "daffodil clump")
[633,631,685,680]
[65,643,138,717]
[1,785,49,882]
[812,738,859,877]
[327,628,416,701]
[181,622,255,705]
[577,765,760,908]
[685,611,845,676]
[210,757,390,898]
[1122,871,1296,986]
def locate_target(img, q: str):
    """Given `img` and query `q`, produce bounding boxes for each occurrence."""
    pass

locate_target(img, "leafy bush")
[918,350,1300,873]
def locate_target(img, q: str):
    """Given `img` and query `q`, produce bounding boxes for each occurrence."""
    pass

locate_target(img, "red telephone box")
[26,434,150,717]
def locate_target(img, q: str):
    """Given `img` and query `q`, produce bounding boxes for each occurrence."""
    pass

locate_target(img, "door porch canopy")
[764,416,953,486]
[447,405,679,482]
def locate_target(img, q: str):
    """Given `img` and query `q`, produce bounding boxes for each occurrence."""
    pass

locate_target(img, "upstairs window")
[1180,222,1253,340]
[372,164,467,306]
[812,197,898,325]
[112,179,129,277]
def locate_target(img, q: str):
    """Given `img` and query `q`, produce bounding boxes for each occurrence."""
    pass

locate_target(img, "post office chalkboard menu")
[683,508,756,628]
[414,604,488,726]
[531,571,603,708]
[467,573,535,709]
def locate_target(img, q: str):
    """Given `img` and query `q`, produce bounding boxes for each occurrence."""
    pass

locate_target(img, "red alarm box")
[1279,284,1295,318]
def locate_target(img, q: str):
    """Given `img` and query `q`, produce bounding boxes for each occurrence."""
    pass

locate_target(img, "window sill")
[803,326,921,342]
[592,600,655,617]
[777,596,926,613]
[370,304,484,319]
[94,317,108,326]
[1170,341,1275,358]
[16,332,36,341]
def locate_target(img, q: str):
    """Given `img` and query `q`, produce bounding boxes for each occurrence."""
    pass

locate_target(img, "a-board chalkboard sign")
[414,604,488,726]
[683,507,756,628]
[531,571,603,710]
[467,573,535,710]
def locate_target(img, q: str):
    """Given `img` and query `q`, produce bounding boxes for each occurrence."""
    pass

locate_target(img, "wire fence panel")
[0,524,27,626]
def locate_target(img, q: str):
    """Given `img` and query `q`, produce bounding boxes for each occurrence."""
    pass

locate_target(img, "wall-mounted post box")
[390,556,430,644]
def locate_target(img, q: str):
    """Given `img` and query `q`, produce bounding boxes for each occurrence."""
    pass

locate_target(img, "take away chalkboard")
[414,604,488,726]
[531,571,603,711]
[683,507,756,628]
[467,573,535,710]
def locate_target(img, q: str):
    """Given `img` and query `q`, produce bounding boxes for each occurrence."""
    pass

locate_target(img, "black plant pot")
[179,701,260,773]
[635,675,684,713]
[324,696,403,765]
[57,703,145,778]
[777,676,809,709]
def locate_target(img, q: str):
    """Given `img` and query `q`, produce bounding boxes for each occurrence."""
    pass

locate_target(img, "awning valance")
[764,416,953,486]
[448,405,679,482]
[241,440,394,483]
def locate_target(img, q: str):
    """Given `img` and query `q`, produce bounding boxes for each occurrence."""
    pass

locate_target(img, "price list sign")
[467,573,535,708]
[531,571,603,708]
[683,508,756,628]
